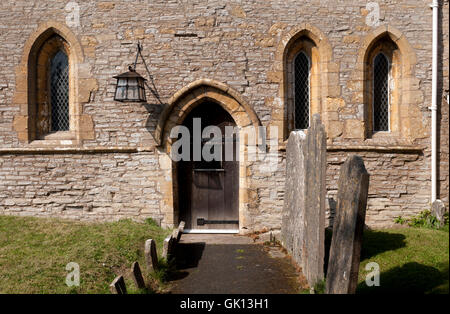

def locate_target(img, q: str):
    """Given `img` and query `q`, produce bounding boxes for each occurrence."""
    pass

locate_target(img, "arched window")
[35,34,71,137]
[13,22,97,144]
[50,50,70,131]
[373,53,390,132]
[363,34,404,138]
[282,32,322,139]
[294,52,310,130]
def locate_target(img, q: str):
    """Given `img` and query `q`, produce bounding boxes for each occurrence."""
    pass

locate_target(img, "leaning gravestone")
[431,200,446,228]
[281,114,326,288]
[130,261,146,289]
[177,221,185,242]
[326,155,369,294]
[162,235,176,260]
[109,275,127,294]
[144,239,158,272]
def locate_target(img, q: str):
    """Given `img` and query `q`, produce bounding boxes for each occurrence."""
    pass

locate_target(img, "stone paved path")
[169,234,301,294]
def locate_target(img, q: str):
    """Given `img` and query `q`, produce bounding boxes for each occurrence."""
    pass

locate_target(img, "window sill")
[40,131,76,141]
[29,131,78,147]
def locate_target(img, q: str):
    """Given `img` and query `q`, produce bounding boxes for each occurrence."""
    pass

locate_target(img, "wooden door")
[178,103,239,231]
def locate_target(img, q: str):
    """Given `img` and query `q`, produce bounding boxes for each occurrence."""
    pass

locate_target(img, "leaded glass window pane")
[373,53,389,132]
[50,50,69,132]
[294,52,310,130]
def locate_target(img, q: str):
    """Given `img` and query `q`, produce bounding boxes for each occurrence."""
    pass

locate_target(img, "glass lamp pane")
[117,78,127,86]
[128,78,138,86]
[115,86,125,100]
[128,86,137,100]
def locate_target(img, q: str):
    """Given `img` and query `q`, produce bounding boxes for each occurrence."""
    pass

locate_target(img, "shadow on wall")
[143,102,165,140]
[323,229,407,277]
[357,262,448,294]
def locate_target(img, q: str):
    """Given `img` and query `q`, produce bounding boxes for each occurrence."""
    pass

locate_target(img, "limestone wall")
[0,0,448,229]
[0,150,170,225]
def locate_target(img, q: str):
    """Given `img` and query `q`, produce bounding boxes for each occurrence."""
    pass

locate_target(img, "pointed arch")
[12,21,96,144]
[354,25,423,141]
[272,24,337,142]
[155,79,262,233]
[155,79,261,147]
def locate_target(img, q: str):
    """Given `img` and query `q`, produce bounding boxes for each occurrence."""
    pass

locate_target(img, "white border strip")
[183,229,239,234]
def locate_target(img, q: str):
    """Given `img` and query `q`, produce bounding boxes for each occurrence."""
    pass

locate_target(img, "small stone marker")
[326,155,370,294]
[172,228,179,243]
[431,200,446,227]
[162,235,174,259]
[130,261,146,289]
[144,239,158,272]
[109,275,127,294]
[177,221,185,242]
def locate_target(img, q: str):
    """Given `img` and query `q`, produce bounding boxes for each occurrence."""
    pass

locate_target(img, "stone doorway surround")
[155,79,262,233]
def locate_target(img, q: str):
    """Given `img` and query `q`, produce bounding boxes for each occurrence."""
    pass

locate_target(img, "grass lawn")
[0,215,171,294]
[356,226,449,294]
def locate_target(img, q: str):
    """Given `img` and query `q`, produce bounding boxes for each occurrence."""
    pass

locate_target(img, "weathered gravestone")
[281,114,326,288]
[130,261,146,289]
[326,155,369,294]
[172,228,179,243]
[109,275,127,294]
[431,200,446,227]
[162,235,175,260]
[144,239,158,272]
[177,221,185,242]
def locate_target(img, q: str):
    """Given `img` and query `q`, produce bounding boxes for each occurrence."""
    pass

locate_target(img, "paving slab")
[169,234,301,294]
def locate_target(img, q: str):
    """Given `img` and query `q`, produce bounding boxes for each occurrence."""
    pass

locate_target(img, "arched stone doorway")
[177,101,239,231]
[156,79,262,233]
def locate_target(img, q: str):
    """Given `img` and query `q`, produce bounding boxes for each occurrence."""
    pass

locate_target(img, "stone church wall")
[0,0,448,231]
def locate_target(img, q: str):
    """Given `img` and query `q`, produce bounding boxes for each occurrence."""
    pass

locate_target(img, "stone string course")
[0,0,448,230]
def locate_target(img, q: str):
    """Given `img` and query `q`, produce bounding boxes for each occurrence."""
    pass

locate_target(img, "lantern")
[113,66,147,102]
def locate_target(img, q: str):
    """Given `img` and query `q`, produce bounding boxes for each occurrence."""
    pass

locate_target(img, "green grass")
[356,226,449,294]
[0,215,171,294]
[323,226,449,294]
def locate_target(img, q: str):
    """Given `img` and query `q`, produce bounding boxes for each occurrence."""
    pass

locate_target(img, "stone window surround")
[354,25,425,143]
[365,35,400,138]
[12,21,97,147]
[270,24,339,145]
[271,24,425,148]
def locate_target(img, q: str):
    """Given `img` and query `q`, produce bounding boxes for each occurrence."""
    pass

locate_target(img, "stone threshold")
[0,146,156,155]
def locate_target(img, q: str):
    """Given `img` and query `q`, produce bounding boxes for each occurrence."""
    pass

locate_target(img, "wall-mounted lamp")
[113,43,147,102]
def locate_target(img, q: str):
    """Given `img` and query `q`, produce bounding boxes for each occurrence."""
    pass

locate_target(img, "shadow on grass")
[324,228,407,277]
[357,262,447,294]
[359,230,407,260]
